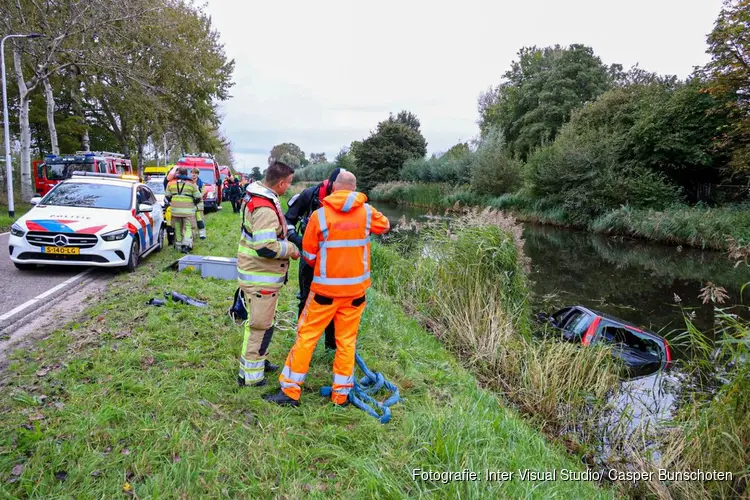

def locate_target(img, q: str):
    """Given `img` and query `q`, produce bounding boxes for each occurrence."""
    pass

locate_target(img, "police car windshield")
[41,182,133,210]
[146,181,165,194]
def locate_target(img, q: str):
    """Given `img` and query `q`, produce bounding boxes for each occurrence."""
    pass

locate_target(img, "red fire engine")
[34,151,133,197]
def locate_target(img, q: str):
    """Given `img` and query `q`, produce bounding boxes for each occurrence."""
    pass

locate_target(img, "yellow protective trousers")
[172,215,195,248]
[279,291,366,403]
[239,287,279,384]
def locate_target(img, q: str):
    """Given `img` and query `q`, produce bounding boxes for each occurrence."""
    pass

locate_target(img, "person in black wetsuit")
[284,168,343,351]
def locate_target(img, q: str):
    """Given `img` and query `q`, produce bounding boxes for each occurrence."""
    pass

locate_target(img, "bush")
[293,162,336,183]
[368,181,451,208]
[525,128,681,224]
[400,154,474,184]
[470,128,523,196]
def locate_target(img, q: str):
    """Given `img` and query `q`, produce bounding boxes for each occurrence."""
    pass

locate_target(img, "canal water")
[376,202,750,448]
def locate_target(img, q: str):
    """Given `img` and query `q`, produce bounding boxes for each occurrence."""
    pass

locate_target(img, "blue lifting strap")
[320,352,400,424]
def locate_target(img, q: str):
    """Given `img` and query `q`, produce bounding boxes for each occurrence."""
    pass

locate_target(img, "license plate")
[42,246,80,255]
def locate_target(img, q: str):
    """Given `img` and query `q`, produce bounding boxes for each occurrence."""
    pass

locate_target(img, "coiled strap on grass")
[320,353,400,424]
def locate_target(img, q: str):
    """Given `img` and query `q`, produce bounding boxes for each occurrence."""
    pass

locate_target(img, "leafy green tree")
[334,146,357,174]
[704,0,750,173]
[270,143,306,169]
[251,167,263,181]
[310,152,327,164]
[388,110,421,132]
[444,142,471,160]
[558,77,730,197]
[356,113,427,192]
[478,44,620,160]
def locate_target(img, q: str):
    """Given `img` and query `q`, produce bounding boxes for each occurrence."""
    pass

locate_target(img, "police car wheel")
[155,224,166,252]
[126,237,140,272]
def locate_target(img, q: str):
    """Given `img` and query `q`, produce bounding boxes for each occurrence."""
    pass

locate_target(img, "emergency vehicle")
[9,172,165,272]
[33,151,134,197]
[175,153,222,212]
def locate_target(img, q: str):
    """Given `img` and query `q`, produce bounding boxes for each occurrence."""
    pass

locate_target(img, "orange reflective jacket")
[302,190,390,298]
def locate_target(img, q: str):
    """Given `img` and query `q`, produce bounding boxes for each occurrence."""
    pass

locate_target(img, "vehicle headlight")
[206,191,216,200]
[101,228,129,241]
[10,223,25,237]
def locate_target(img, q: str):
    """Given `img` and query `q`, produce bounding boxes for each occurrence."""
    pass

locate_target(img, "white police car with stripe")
[8,173,166,272]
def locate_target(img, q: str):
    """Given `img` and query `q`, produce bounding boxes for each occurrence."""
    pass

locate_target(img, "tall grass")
[660,310,750,498]
[590,204,750,250]
[372,207,620,441]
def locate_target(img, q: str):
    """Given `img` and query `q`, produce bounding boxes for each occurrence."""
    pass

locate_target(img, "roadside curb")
[0,269,93,331]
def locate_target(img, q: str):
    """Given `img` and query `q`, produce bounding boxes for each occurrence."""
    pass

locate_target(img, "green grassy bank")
[0,203,609,498]
[0,202,32,233]
[369,182,750,251]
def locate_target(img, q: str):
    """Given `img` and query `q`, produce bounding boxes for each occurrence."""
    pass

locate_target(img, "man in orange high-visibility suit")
[263,171,390,407]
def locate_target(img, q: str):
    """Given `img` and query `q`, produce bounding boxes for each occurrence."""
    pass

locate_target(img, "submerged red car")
[538,306,672,369]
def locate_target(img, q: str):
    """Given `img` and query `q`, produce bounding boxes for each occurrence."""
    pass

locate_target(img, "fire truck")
[175,153,223,212]
[34,151,134,197]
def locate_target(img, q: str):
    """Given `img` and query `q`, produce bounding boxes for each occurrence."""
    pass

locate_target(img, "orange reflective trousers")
[279,291,366,403]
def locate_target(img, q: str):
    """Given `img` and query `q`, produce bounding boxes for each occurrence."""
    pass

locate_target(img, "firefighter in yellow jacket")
[236,160,300,387]
[165,166,202,253]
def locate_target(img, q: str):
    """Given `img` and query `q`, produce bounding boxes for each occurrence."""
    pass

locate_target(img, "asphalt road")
[0,232,90,317]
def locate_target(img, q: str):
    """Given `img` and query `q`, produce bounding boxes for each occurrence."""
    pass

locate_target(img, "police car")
[8,173,166,272]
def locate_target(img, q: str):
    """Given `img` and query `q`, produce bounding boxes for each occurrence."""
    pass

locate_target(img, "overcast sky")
[204,0,724,173]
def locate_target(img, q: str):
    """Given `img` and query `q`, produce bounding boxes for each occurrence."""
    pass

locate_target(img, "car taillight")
[664,339,672,366]
[582,317,601,346]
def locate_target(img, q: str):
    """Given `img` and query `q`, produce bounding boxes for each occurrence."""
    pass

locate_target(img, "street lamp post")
[2,33,44,218]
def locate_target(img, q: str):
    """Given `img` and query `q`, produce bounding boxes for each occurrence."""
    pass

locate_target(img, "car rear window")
[41,182,133,210]
[598,325,662,357]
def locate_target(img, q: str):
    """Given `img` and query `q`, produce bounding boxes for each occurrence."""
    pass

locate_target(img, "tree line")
[288,0,749,226]
[2,0,235,199]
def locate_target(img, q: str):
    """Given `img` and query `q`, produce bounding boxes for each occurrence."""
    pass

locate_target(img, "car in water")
[8,172,166,272]
[537,306,672,370]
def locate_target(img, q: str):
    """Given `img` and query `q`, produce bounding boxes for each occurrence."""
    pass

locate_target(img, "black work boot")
[262,390,299,407]
[238,376,267,387]
[264,360,279,373]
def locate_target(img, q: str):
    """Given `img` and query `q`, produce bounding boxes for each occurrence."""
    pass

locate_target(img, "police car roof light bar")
[71,172,138,181]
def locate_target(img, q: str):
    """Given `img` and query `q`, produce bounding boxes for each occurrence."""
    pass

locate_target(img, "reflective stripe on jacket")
[237,182,293,290]
[302,190,390,298]
[165,179,201,216]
